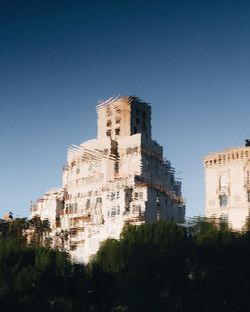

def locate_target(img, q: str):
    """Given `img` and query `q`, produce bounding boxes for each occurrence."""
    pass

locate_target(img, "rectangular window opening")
[219,195,228,207]
[106,107,111,116]
[248,191,250,202]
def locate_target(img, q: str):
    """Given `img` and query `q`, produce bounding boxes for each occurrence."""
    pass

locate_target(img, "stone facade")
[31,96,185,262]
[204,144,250,230]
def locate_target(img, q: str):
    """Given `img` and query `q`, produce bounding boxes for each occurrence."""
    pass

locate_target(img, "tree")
[28,216,51,247]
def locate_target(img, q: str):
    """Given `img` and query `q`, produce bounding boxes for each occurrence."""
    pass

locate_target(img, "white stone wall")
[30,188,63,229]
[204,146,250,230]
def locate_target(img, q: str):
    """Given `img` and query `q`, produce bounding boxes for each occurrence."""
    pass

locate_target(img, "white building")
[204,141,250,230]
[31,188,64,228]
[31,96,185,262]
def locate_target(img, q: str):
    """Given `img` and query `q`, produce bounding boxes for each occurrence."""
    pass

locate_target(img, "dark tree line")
[1,217,250,311]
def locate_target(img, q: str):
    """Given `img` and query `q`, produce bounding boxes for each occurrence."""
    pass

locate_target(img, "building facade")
[204,142,250,230]
[31,96,185,262]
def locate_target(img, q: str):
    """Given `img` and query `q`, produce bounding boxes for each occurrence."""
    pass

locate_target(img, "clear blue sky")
[1,0,250,218]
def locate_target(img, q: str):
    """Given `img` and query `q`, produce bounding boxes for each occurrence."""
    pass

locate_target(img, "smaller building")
[30,188,64,230]
[204,141,250,230]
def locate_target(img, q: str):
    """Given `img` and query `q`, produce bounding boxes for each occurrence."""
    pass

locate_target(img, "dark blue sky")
[1,0,250,217]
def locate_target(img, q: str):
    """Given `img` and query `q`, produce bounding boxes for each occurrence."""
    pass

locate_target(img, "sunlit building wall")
[31,96,185,262]
[204,143,250,230]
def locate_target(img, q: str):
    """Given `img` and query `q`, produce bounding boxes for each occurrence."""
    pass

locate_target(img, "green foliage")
[0,239,89,311]
[28,216,51,247]
[2,217,250,311]
[94,239,123,273]
[0,218,28,246]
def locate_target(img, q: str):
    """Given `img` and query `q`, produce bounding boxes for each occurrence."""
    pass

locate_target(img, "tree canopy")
[0,217,250,311]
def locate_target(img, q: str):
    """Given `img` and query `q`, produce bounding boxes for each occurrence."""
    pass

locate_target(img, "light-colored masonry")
[204,143,250,230]
[31,96,185,262]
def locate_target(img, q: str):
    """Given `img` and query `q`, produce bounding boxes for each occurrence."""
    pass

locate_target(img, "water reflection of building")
[204,140,250,230]
[31,96,185,262]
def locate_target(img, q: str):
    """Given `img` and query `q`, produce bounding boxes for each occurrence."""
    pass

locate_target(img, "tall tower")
[31,96,185,262]
[96,96,151,140]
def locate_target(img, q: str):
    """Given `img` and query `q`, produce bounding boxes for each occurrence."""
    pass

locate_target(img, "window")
[106,107,111,116]
[246,171,250,186]
[132,204,141,214]
[136,108,140,115]
[116,118,121,124]
[219,175,229,192]
[70,229,77,236]
[142,111,146,118]
[70,244,77,251]
[133,127,137,134]
[126,147,132,155]
[114,161,119,173]
[115,128,120,135]
[142,122,146,130]
[111,207,116,217]
[86,199,90,209]
[96,197,102,204]
[248,191,250,202]
[219,195,228,207]
[156,195,160,206]
[221,213,229,222]
[106,120,111,127]
[136,118,140,124]
[106,130,111,137]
